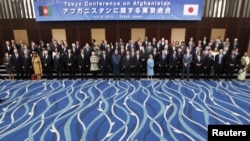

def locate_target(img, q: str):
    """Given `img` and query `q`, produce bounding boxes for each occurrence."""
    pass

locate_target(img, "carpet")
[0,79,249,141]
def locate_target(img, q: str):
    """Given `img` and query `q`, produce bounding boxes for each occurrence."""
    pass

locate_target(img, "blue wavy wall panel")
[0,80,249,141]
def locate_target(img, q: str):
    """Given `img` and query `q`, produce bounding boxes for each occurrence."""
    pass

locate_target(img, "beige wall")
[211,28,225,40]
[13,29,29,45]
[91,28,105,45]
[131,28,145,42]
[171,28,186,43]
[52,29,66,41]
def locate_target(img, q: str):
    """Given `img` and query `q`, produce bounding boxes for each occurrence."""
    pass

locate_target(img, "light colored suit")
[90,56,100,71]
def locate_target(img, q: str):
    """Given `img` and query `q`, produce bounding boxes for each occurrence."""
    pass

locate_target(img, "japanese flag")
[183,4,198,16]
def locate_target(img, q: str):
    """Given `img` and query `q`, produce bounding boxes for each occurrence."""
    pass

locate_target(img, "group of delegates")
[2,36,249,81]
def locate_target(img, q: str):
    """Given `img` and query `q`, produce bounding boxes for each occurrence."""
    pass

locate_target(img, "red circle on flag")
[188,7,194,13]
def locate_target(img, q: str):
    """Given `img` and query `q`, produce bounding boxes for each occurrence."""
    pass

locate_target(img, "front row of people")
[3,48,249,81]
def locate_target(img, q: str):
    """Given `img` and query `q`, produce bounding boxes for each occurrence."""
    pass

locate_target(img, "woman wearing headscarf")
[237,52,249,81]
[32,51,43,79]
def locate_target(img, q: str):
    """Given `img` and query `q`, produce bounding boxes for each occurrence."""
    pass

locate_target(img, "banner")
[34,0,203,21]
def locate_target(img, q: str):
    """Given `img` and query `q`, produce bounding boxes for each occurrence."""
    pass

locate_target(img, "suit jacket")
[11,53,22,68]
[193,55,204,66]
[157,54,167,66]
[169,55,178,67]
[134,55,142,67]
[182,54,193,67]
[99,54,110,67]
[65,54,75,66]
[227,55,237,66]
[54,55,63,69]
[177,53,183,65]
[22,54,32,67]
[122,55,132,68]
[42,55,52,67]
[3,45,13,54]
[229,43,239,51]
[214,54,225,65]
[203,55,214,68]
[152,52,158,65]
[78,53,88,67]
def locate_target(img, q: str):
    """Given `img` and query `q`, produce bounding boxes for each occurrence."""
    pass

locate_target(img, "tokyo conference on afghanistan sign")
[34,0,203,21]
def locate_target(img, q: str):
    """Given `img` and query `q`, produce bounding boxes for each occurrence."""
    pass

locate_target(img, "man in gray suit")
[181,47,193,81]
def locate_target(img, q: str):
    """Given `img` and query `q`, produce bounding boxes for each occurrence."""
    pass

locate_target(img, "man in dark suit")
[229,38,239,52]
[193,52,204,80]
[99,50,110,80]
[234,48,241,72]
[152,47,159,76]
[181,47,193,81]
[78,49,89,80]
[157,50,167,80]
[22,49,32,80]
[201,36,208,49]
[54,50,63,80]
[226,50,237,81]
[169,50,178,80]
[134,50,142,80]
[11,49,23,80]
[214,49,225,81]
[3,40,13,54]
[123,50,132,80]
[30,41,40,54]
[42,50,53,80]
[176,48,183,77]
[65,49,76,80]
[203,50,214,81]
[140,47,147,75]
